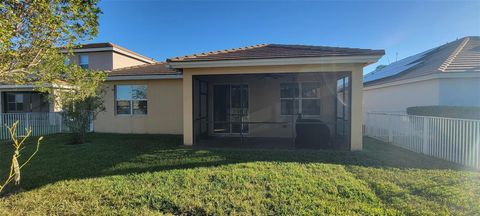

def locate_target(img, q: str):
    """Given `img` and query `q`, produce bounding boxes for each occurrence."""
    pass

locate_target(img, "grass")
[0,133,478,215]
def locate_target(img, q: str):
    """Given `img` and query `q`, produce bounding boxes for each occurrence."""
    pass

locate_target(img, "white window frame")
[115,85,148,116]
[280,82,321,116]
[79,55,89,69]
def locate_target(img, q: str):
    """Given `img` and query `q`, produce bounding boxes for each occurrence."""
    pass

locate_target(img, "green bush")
[406,106,480,120]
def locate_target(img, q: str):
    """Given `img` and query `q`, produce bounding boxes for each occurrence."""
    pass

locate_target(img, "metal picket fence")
[0,112,94,140]
[365,112,480,169]
[0,112,66,139]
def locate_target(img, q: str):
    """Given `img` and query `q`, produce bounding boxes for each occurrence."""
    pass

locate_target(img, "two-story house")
[0,43,156,114]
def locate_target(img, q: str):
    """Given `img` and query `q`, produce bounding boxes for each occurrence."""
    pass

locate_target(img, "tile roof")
[73,42,156,63]
[108,62,177,77]
[74,42,115,49]
[364,36,480,86]
[439,37,480,72]
[167,44,385,62]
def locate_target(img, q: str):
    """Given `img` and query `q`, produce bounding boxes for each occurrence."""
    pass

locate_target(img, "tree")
[0,0,101,84]
[1,1,106,144]
[0,1,103,191]
[55,66,107,144]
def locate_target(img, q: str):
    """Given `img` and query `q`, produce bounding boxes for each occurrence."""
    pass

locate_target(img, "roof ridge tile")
[167,43,382,62]
[169,43,270,61]
[438,37,470,72]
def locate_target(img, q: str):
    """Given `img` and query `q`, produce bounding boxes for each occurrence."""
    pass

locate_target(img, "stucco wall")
[69,52,113,71]
[68,51,149,71]
[111,52,149,70]
[363,79,440,114]
[439,77,480,107]
[183,63,365,151]
[363,77,480,116]
[94,79,183,134]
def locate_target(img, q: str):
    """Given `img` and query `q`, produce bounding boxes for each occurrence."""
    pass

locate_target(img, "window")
[280,82,321,116]
[6,93,24,112]
[115,85,147,115]
[79,55,89,69]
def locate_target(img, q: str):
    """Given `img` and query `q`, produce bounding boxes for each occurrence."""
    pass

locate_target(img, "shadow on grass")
[0,133,469,191]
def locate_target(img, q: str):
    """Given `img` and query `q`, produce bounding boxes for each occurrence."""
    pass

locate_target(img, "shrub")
[406,106,480,120]
[62,96,105,144]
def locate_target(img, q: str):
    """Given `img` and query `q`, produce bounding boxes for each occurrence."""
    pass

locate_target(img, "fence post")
[89,112,94,132]
[26,113,30,131]
[0,114,3,140]
[422,117,429,155]
[59,113,63,132]
[365,112,369,136]
[388,114,393,143]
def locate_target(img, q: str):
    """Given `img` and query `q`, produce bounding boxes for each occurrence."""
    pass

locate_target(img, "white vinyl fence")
[0,112,94,140]
[365,112,480,169]
[0,112,65,139]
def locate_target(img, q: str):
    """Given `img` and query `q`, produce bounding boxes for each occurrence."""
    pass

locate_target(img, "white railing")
[365,112,480,169]
[0,112,66,140]
[0,112,94,140]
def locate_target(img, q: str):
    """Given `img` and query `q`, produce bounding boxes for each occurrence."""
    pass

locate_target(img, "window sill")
[115,114,148,117]
[280,114,322,117]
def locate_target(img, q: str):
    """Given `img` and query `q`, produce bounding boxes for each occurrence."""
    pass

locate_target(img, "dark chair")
[295,118,331,149]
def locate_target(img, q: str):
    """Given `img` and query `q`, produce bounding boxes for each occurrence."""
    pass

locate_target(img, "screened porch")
[192,72,352,150]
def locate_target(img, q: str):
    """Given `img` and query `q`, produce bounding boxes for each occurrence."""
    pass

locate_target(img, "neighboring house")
[0,43,155,114]
[363,36,480,114]
[95,44,384,150]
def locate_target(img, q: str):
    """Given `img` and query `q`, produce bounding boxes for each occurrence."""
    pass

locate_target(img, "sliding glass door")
[213,84,249,134]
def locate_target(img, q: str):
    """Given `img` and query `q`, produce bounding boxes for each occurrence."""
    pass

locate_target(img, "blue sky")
[90,0,480,73]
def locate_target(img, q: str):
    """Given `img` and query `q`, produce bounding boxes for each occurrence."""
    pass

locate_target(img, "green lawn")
[0,133,478,215]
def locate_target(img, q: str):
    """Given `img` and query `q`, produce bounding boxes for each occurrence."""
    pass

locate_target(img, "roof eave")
[106,74,182,81]
[363,71,480,90]
[60,46,156,64]
[168,55,384,69]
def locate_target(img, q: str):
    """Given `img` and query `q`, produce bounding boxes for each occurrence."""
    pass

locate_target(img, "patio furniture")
[295,118,330,149]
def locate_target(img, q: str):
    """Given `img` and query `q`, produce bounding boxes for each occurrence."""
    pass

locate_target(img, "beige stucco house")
[0,43,155,114]
[94,44,384,150]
